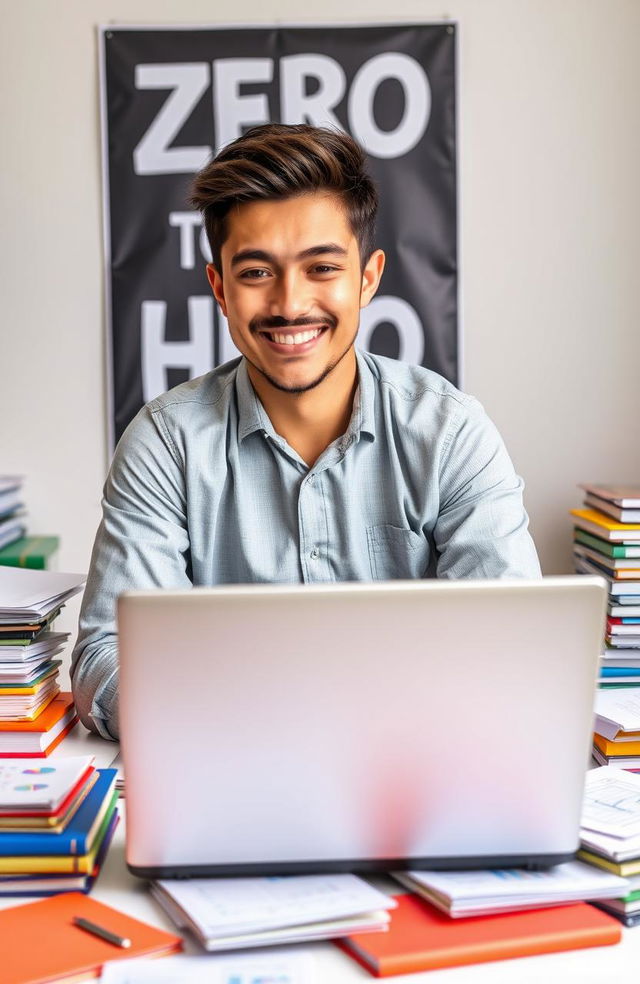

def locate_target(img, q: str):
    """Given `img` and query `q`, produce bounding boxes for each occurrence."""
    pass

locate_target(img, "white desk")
[2,724,639,983]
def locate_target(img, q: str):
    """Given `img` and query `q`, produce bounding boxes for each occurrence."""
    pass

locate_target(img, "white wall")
[2,1,639,674]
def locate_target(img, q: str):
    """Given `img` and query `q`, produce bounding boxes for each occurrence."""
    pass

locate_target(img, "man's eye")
[313,265,339,274]
[240,269,270,279]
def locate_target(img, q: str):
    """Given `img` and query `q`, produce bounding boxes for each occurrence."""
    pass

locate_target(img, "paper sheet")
[581,766,640,837]
[595,690,640,732]
[100,950,315,983]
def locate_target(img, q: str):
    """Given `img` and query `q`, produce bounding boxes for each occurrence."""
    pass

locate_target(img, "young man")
[72,123,540,740]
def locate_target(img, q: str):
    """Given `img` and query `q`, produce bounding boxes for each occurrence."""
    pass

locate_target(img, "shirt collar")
[236,359,273,442]
[235,350,377,444]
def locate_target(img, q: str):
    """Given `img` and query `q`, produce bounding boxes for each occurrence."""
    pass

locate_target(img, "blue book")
[0,769,117,857]
[600,667,640,677]
[0,808,119,896]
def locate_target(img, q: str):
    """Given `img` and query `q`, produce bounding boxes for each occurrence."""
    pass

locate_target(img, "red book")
[336,894,621,977]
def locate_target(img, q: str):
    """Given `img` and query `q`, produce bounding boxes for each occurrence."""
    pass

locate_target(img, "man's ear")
[360,249,386,308]
[206,264,228,317]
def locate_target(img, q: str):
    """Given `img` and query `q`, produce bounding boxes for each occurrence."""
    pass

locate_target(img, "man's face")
[207,192,384,394]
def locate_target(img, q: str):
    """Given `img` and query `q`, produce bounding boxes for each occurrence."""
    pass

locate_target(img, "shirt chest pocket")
[366,524,430,580]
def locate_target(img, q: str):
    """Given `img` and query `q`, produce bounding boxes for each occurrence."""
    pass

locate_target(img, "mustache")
[250,314,337,332]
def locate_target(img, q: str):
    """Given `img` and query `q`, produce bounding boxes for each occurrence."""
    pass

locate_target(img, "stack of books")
[151,873,397,950]
[578,766,640,925]
[592,689,640,770]
[571,484,640,688]
[0,759,118,896]
[0,476,26,551]
[0,475,61,570]
[0,567,85,756]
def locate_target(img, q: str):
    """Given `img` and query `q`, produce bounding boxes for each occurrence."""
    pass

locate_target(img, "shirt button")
[310,547,319,559]
[308,475,315,485]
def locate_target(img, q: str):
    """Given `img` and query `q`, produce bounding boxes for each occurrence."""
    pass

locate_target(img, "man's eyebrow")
[297,243,349,261]
[230,244,349,268]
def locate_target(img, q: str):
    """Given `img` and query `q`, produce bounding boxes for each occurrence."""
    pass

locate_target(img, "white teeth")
[268,328,322,345]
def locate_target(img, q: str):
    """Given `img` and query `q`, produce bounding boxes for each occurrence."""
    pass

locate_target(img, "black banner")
[101,23,458,447]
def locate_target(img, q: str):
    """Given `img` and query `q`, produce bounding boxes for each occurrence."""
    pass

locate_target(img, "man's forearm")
[70,640,120,740]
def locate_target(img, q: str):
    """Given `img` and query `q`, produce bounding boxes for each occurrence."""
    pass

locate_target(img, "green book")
[598,683,640,689]
[574,529,640,559]
[0,536,60,569]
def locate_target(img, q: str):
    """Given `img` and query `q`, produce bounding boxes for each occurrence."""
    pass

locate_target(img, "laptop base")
[129,850,577,880]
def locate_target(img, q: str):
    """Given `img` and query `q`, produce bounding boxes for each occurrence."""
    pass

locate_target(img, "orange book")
[1,891,182,983]
[336,894,621,977]
[0,692,74,731]
[0,693,77,757]
[593,732,640,756]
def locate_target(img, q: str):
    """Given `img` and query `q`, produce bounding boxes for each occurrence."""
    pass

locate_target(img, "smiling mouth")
[258,326,328,347]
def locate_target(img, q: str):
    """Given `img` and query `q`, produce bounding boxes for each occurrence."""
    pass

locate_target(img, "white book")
[152,874,396,950]
[592,746,640,768]
[0,633,69,662]
[579,485,640,509]
[584,494,640,523]
[0,683,60,719]
[0,658,63,682]
[595,691,640,737]
[0,755,93,810]
[574,556,640,592]
[0,521,26,550]
[580,828,640,862]
[392,862,627,917]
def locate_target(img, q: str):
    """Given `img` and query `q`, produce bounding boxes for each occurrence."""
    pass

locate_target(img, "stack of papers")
[0,568,85,756]
[592,690,640,769]
[151,873,396,950]
[0,760,119,896]
[578,766,640,924]
[0,567,85,624]
[392,861,627,917]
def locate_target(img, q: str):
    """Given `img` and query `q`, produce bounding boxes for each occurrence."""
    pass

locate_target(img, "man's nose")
[267,271,312,322]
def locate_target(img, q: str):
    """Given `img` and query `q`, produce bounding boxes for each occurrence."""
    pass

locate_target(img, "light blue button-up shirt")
[71,351,540,739]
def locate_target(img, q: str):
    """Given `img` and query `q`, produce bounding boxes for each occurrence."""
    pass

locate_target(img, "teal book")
[574,529,640,559]
[0,536,60,570]
[0,770,116,857]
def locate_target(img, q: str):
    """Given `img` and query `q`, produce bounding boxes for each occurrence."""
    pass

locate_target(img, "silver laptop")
[118,576,606,878]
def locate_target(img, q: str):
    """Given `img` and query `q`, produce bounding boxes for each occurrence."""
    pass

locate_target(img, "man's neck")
[247,350,358,467]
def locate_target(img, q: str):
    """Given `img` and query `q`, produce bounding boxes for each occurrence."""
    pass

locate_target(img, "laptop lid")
[118,576,606,878]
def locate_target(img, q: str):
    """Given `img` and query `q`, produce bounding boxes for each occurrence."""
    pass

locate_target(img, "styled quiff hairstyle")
[189,123,378,272]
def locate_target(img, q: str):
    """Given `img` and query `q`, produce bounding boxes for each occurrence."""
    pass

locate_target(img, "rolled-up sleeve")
[71,405,191,740]
[433,397,541,579]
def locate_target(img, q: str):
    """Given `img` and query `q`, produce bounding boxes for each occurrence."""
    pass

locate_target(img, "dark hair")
[189,123,378,271]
